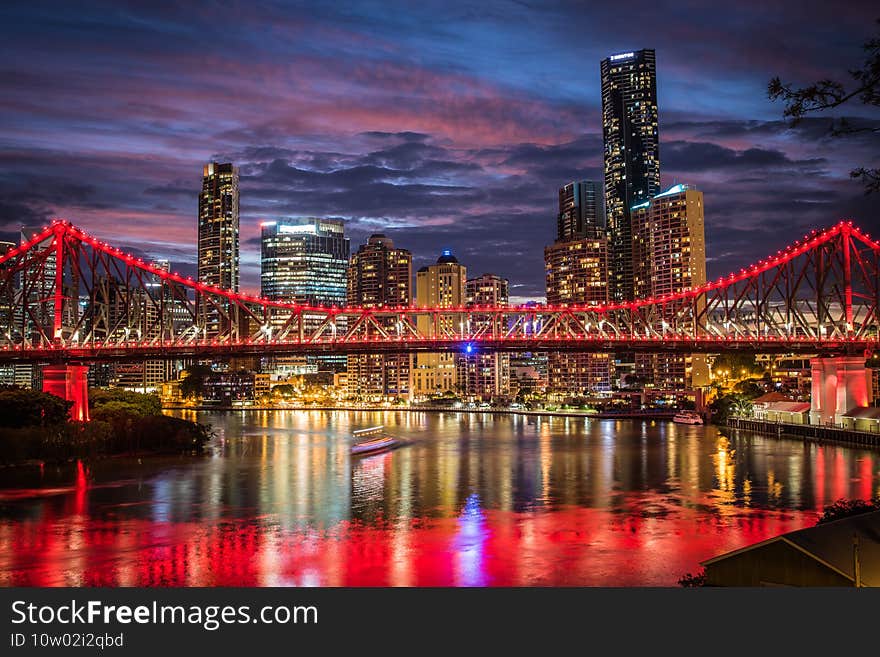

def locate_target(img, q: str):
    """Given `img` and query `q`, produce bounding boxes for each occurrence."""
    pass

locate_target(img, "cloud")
[0,1,877,300]
[662,141,827,172]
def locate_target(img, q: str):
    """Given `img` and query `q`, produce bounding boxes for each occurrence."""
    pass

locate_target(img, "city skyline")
[0,2,878,304]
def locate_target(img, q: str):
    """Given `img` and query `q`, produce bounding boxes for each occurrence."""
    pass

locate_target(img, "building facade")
[557,180,604,242]
[261,217,350,372]
[459,273,510,400]
[601,49,660,302]
[346,234,412,401]
[260,218,349,305]
[545,187,612,395]
[631,184,709,389]
[412,251,466,398]
[198,162,239,337]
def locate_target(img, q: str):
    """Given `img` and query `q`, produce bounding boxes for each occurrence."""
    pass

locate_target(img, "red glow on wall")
[42,365,90,422]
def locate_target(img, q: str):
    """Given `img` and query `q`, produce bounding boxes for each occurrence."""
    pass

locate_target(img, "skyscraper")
[198,162,239,337]
[544,236,611,394]
[601,49,660,302]
[632,184,709,389]
[198,162,239,291]
[261,217,349,373]
[544,179,612,395]
[260,218,349,305]
[347,234,411,308]
[557,180,603,242]
[346,234,412,401]
[460,274,510,400]
[412,251,466,398]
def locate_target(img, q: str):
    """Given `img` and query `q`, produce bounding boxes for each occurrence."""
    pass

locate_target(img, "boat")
[672,410,704,425]
[350,426,401,455]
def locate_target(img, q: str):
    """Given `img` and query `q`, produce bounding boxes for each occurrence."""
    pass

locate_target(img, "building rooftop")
[702,510,880,586]
[841,406,880,420]
[436,249,459,264]
[753,391,795,404]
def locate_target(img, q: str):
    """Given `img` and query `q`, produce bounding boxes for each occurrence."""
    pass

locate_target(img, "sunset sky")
[1,1,878,301]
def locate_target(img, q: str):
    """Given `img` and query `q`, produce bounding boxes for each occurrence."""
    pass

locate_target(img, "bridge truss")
[0,220,877,363]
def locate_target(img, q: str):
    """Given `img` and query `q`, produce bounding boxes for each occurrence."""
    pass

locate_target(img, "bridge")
[0,219,877,423]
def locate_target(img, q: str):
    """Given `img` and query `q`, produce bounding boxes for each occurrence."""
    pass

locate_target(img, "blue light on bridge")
[464,343,474,354]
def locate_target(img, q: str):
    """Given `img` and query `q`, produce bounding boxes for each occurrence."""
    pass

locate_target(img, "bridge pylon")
[42,364,90,422]
[809,356,872,426]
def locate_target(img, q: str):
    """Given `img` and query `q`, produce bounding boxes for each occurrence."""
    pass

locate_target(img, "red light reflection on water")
[0,502,813,587]
[2,413,878,587]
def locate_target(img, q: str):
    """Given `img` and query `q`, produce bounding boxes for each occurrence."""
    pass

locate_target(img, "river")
[0,410,877,586]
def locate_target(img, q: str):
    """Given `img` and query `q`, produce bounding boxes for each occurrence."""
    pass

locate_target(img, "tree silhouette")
[768,19,880,192]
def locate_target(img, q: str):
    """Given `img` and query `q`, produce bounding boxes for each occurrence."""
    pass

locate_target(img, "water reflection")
[0,410,877,586]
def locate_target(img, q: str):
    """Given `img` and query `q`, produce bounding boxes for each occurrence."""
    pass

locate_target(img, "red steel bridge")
[0,219,877,422]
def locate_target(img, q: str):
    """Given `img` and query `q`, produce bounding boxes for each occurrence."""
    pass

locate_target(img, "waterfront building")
[198,162,239,337]
[346,234,412,401]
[260,217,349,304]
[544,201,611,395]
[261,217,350,372]
[412,250,466,398]
[601,48,660,302]
[631,184,709,389]
[459,273,510,400]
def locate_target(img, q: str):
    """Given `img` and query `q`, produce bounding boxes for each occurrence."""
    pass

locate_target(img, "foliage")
[272,384,296,398]
[0,415,211,465]
[179,364,213,399]
[712,352,761,377]
[678,570,706,587]
[816,497,880,525]
[0,387,72,428]
[710,393,753,424]
[90,388,162,416]
[769,19,880,193]
[733,380,764,398]
[0,385,212,465]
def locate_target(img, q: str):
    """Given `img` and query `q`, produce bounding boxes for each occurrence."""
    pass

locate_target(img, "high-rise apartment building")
[346,234,412,400]
[544,236,611,394]
[198,162,239,337]
[545,180,612,395]
[412,251,466,398]
[459,274,510,400]
[601,49,660,302]
[544,237,609,306]
[632,184,709,389]
[557,180,603,242]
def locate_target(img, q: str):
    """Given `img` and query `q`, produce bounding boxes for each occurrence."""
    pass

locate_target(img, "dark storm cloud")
[662,141,827,172]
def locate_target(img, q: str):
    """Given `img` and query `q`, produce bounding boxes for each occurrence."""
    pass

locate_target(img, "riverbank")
[163,403,680,421]
[726,417,880,449]
[0,415,213,467]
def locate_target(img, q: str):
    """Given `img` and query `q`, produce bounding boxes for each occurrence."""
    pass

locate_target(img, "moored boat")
[672,410,704,425]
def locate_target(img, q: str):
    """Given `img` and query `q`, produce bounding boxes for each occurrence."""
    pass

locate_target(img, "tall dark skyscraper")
[198,162,239,338]
[601,49,660,301]
[557,180,603,242]
[198,162,239,291]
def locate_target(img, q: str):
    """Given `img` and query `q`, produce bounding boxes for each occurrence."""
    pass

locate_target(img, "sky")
[0,1,878,303]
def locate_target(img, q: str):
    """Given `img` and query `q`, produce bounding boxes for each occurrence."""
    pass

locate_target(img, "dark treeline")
[0,387,212,465]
